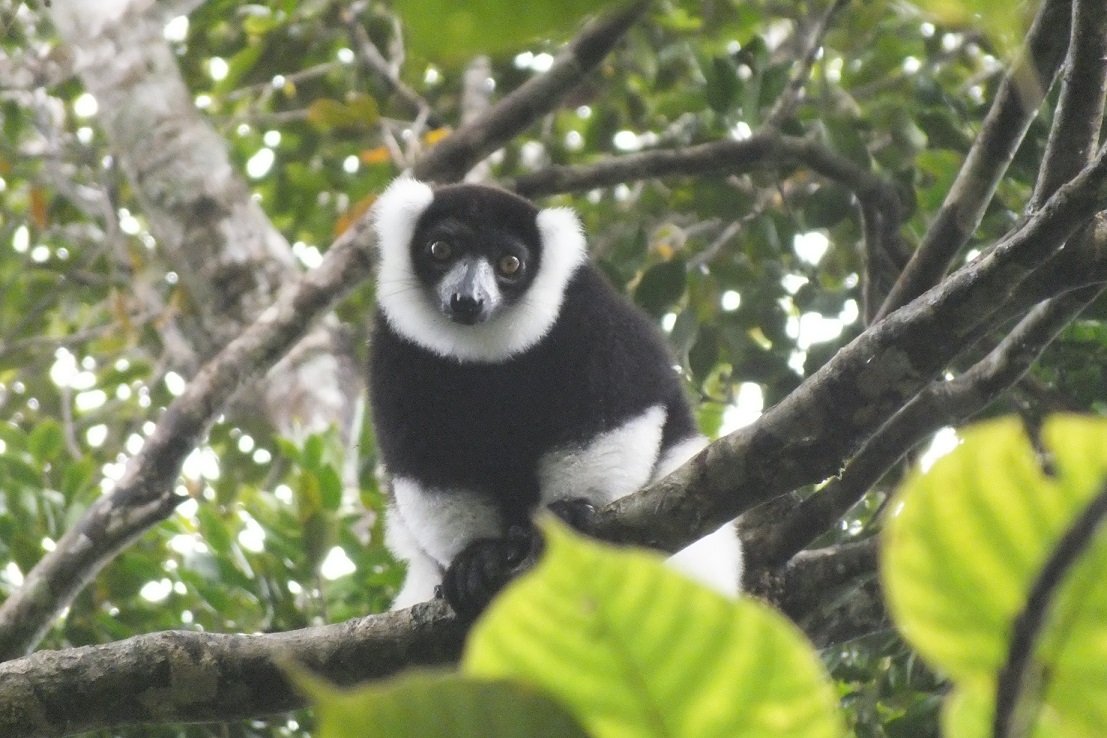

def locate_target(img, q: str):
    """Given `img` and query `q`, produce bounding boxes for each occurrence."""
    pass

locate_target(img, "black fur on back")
[369,263,696,525]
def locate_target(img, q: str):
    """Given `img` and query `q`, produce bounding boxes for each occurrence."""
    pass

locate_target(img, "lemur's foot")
[441,525,541,620]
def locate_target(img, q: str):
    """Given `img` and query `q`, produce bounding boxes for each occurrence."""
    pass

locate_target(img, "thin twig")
[413,0,651,183]
[764,0,851,127]
[343,8,439,127]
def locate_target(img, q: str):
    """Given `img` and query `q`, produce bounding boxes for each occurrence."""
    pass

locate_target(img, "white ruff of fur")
[373,177,587,363]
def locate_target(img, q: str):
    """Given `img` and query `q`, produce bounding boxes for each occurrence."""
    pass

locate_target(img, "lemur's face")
[408,186,543,325]
[373,178,586,362]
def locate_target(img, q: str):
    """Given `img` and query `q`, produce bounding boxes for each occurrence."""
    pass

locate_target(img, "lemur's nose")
[449,293,484,324]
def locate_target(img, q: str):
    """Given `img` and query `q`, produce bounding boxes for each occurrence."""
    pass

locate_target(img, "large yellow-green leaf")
[463,519,845,738]
[883,415,1107,735]
[942,684,1073,738]
[293,668,589,738]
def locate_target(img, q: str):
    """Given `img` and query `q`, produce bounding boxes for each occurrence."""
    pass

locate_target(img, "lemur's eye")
[429,241,452,261]
[498,254,522,276]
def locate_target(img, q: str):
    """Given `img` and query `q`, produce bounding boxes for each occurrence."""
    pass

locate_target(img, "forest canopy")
[1,0,1107,736]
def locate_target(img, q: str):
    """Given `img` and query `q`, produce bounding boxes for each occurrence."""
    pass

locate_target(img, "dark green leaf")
[634,259,687,317]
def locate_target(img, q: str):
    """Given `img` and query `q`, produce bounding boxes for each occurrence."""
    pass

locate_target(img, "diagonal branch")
[874,0,1073,321]
[750,0,1107,569]
[748,267,1106,570]
[1029,0,1107,209]
[342,8,440,127]
[591,139,1107,556]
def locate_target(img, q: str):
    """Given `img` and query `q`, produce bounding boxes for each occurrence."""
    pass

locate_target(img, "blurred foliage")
[885,416,1107,737]
[0,0,1101,735]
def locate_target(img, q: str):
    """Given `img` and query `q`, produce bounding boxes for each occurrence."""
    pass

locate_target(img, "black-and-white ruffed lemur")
[369,177,743,617]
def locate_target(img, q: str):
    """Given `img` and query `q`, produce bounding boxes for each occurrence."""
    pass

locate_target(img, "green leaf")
[464,519,845,738]
[28,420,64,461]
[394,0,619,62]
[702,54,741,113]
[306,96,379,133]
[804,185,854,229]
[883,415,1107,736]
[292,668,589,738]
[634,258,687,317]
[942,684,1074,738]
[59,457,96,500]
[196,504,233,557]
[318,466,343,511]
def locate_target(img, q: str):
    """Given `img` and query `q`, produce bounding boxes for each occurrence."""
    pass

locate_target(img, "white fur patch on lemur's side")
[539,405,666,507]
[651,435,744,597]
[372,177,587,363]
[391,476,504,567]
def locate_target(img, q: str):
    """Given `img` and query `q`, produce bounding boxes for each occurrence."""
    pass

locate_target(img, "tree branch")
[510,129,894,200]
[875,0,1073,320]
[763,0,851,127]
[0,536,877,737]
[1029,0,1107,209]
[411,0,650,183]
[749,0,1107,567]
[0,600,465,738]
[343,8,439,127]
[591,139,1107,556]
[748,266,1105,570]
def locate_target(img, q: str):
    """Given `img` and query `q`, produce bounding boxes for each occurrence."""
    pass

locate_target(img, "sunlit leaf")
[883,415,1107,736]
[465,520,845,738]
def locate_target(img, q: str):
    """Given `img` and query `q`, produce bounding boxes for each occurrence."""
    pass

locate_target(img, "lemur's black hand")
[547,497,597,533]
[442,525,541,619]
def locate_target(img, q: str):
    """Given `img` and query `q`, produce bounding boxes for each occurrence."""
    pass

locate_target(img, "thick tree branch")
[875,0,1072,320]
[749,0,1107,567]
[411,0,650,183]
[761,539,885,650]
[0,0,650,661]
[591,140,1107,556]
[1030,0,1107,209]
[0,600,465,738]
[510,129,893,200]
[749,269,1105,569]
[0,536,874,737]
